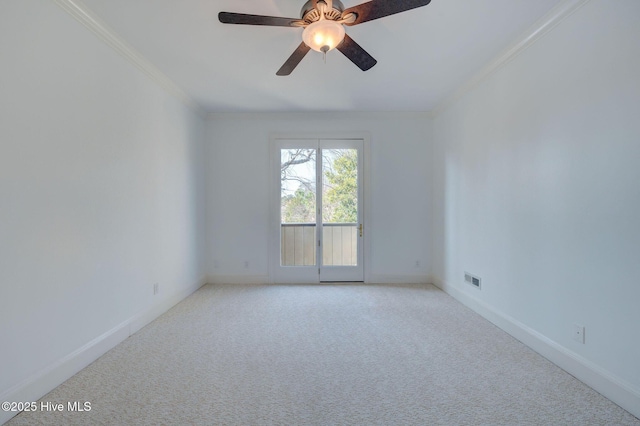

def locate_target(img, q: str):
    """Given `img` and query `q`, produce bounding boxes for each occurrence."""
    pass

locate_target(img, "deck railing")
[281,223,357,266]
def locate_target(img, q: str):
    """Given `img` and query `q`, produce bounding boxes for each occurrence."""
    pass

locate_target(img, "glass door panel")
[321,149,358,266]
[318,139,364,282]
[280,148,317,266]
[280,148,316,266]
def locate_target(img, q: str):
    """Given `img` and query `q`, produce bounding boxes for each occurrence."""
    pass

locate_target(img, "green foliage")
[323,150,357,223]
[282,187,315,223]
[281,149,357,224]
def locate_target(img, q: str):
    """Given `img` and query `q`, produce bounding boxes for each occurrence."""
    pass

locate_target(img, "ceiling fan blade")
[277,42,312,76]
[336,34,377,71]
[342,0,431,26]
[219,12,303,27]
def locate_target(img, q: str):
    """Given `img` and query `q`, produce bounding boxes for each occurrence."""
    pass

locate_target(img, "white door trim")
[269,132,371,284]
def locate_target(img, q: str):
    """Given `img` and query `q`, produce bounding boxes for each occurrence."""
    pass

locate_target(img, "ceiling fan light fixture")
[302,20,345,53]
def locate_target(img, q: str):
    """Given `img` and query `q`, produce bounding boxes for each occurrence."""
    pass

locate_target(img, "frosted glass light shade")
[302,20,345,53]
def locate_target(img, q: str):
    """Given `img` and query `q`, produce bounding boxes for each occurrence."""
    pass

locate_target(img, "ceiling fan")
[219,0,432,76]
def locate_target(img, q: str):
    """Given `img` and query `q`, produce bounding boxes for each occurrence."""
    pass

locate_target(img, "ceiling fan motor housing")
[301,0,345,23]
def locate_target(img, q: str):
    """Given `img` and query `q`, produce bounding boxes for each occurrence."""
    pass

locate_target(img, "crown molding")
[207,110,431,121]
[431,0,591,118]
[52,0,206,118]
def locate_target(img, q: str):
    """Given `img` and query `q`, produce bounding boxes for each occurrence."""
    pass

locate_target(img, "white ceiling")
[80,0,564,113]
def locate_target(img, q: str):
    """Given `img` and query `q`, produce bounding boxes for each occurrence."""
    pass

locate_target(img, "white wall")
[206,112,431,283]
[0,0,206,417]
[431,0,640,416]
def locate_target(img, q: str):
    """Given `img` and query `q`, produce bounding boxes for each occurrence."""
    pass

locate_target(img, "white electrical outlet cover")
[573,324,585,344]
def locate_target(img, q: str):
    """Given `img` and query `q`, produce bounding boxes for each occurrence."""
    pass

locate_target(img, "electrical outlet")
[415,260,421,268]
[153,283,159,295]
[244,261,249,269]
[573,324,585,344]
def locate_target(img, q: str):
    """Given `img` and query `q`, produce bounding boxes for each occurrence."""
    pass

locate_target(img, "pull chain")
[321,45,329,64]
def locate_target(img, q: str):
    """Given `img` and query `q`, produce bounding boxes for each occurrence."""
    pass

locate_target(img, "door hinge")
[318,240,321,247]
[318,268,320,274]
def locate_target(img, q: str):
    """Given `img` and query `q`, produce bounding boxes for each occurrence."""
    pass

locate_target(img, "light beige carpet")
[7,284,640,425]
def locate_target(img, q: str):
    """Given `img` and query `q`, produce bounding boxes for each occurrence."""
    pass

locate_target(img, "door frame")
[269,132,371,284]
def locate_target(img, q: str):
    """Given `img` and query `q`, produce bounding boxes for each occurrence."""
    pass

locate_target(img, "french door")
[271,138,364,283]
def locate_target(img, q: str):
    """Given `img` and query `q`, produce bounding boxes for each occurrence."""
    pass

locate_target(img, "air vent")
[464,272,481,289]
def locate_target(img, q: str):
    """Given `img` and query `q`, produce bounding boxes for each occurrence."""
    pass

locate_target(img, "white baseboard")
[366,274,429,284]
[0,277,207,425]
[431,276,640,420]
[208,274,270,284]
[207,274,429,285]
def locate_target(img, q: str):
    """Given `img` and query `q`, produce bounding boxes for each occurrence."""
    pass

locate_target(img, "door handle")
[359,224,363,237]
